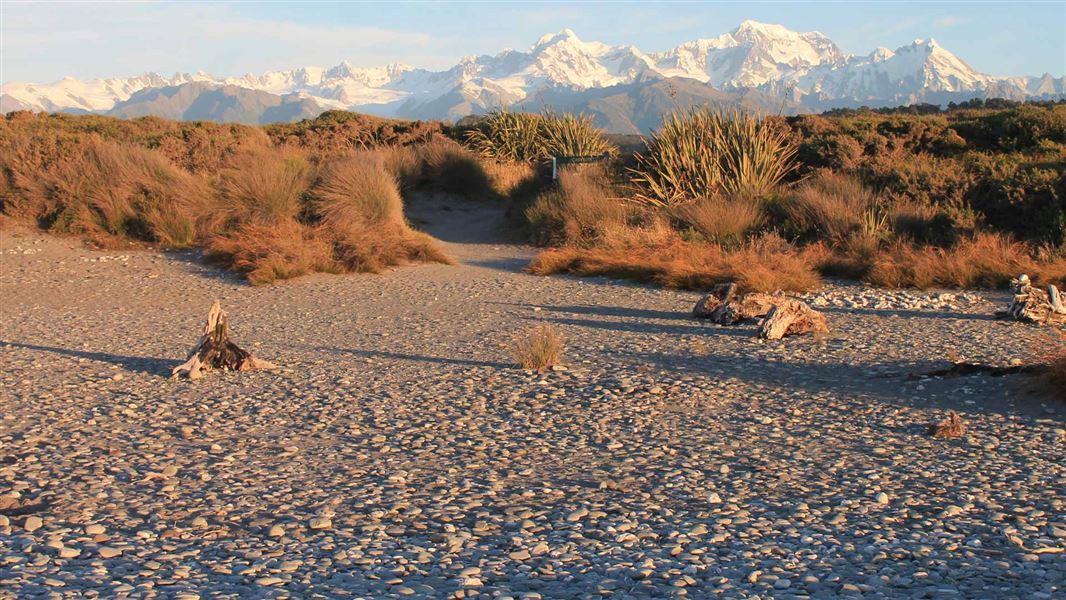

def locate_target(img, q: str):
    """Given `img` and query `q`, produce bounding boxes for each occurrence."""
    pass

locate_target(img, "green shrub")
[629,108,797,207]
[462,109,614,163]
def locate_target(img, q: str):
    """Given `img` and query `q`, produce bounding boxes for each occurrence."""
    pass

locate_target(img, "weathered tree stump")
[999,274,1066,325]
[757,298,829,340]
[692,283,736,319]
[694,284,829,339]
[928,411,966,439]
[172,300,276,380]
[693,285,782,325]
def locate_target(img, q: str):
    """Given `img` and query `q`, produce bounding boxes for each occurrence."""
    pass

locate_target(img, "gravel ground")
[1,201,1064,599]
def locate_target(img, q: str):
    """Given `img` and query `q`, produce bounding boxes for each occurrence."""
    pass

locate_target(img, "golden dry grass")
[216,148,312,226]
[0,137,211,248]
[484,160,536,197]
[785,172,883,246]
[863,233,1066,289]
[312,155,452,274]
[525,166,631,246]
[418,137,492,197]
[671,194,764,245]
[206,221,339,285]
[527,232,822,293]
[510,324,565,371]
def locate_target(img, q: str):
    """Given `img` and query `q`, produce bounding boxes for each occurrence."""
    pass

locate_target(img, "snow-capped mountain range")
[3,20,1062,125]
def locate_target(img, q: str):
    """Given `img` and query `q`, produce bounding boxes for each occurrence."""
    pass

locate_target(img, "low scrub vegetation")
[510,324,564,371]
[0,112,459,284]
[521,103,1066,292]
[4,102,1064,291]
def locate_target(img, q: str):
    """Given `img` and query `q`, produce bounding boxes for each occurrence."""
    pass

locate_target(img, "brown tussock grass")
[670,194,765,245]
[511,324,565,371]
[525,166,631,246]
[418,136,492,197]
[484,160,536,198]
[863,233,1066,289]
[206,221,339,285]
[785,172,883,246]
[312,155,452,273]
[1,138,211,248]
[528,232,821,294]
[216,148,312,226]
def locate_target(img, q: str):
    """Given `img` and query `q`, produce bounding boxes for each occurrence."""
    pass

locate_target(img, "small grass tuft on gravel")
[511,324,564,371]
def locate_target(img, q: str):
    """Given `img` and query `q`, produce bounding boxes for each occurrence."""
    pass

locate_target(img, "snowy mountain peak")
[2,21,1060,121]
[535,28,581,48]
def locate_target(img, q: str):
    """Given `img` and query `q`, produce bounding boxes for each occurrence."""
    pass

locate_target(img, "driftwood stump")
[692,283,736,319]
[928,411,966,439]
[694,284,828,339]
[172,300,276,380]
[1000,274,1066,325]
[758,299,829,340]
[693,285,782,325]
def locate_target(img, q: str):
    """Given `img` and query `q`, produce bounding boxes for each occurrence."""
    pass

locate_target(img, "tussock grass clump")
[311,156,452,273]
[206,221,338,285]
[510,324,565,371]
[1,138,210,248]
[418,137,493,197]
[314,156,405,227]
[864,233,1066,289]
[785,172,884,246]
[671,194,765,246]
[216,149,312,226]
[525,166,631,246]
[528,233,821,294]
[483,160,536,197]
[629,108,797,207]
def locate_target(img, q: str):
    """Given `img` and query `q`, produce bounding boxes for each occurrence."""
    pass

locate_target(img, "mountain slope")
[514,75,803,134]
[106,82,324,124]
[2,20,1061,127]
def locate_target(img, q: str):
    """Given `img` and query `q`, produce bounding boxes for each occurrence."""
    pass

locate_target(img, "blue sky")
[2,1,1064,83]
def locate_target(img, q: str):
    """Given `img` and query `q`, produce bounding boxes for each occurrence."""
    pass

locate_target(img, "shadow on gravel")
[492,302,691,322]
[533,315,751,338]
[821,307,999,322]
[625,347,1051,418]
[2,341,173,376]
[465,257,533,272]
[324,347,512,369]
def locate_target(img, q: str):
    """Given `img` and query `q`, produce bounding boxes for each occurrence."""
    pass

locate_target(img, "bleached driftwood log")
[758,298,829,340]
[692,284,781,325]
[1000,274,1066,325]
[928,411,966,439]
[692,283,736,319]
[694,284,828,339]
[172,300,276,380]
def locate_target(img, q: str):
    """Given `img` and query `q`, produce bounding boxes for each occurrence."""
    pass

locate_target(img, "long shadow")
[534,315,751,337]
[491,302,692,322]
[619,346,1060,420]
[464,257,534,273]
[821,306,998,322]
[2,341,173,376]
[323,347,511,369]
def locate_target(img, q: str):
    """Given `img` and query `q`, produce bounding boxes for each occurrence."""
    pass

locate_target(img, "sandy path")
[1,203,1064,599]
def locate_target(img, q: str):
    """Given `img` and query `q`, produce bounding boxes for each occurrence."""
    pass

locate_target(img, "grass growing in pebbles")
[510,324,564,370]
